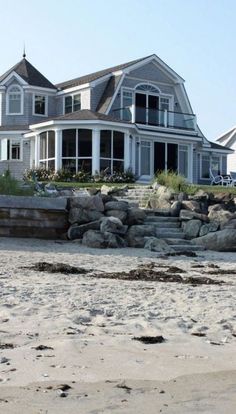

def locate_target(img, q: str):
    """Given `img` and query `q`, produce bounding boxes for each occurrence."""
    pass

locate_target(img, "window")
[0,139,21,161]
[122,90,132,121]
[178,145,188,178]
[34,95,47,115]
[39,131,55,169]
[7,85,23,114]
[62,129,92,173]
[64,94,81,114]
[100,130,124,174]
[201,154,221,179]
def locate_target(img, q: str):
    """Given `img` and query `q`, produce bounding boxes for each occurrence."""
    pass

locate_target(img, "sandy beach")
[0,237,235,413]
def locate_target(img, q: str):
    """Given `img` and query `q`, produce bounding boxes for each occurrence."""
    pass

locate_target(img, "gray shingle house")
[0,54,232,182]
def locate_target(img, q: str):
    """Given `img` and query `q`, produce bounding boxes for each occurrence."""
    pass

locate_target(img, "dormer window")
[7,85,23,115]
[64,94,81,114]
[33,94,47,116]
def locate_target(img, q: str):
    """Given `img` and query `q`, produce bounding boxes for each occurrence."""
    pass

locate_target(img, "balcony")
[112,106,196,131]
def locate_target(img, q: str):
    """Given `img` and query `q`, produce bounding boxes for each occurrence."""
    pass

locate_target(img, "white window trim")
[0,138,23,162]
[6,84,24,116]
[63,93,81,114]
[32,94,48,117]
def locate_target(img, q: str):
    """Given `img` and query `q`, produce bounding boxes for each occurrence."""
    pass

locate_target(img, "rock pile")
[67,193,147,248]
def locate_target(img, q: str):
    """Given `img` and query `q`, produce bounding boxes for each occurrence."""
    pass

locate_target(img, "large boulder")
[170,201,182,217]
[100,216,127,235]
[184,219,202,239]
[208,204,235,228]
[126,208,146,225]
[104,201,129,211]
[67,220,100,240]
[82,230,107,248]
[222,218,236,229]
[193,229,236,252]
[147,185,175,210]
[82,230,126,248]
[69,194,104,212]
[69,207,103,225]
[199,221,219,237]
[182,200,201,213]
[105,209,127,223]
[126,225,156,248]
[179,209,208,222]
[144,237,175,253]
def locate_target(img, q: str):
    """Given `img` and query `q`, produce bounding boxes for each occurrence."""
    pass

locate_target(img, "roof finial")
[23,43,26,59]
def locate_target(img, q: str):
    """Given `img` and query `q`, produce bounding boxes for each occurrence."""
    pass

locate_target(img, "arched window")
[7,85,23,114]
[135,84,161,93]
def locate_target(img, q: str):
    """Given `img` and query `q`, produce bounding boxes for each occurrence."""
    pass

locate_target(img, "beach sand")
[0,237,235,413]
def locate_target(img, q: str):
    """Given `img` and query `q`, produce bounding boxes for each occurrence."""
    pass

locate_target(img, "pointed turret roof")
[0,57,56,89]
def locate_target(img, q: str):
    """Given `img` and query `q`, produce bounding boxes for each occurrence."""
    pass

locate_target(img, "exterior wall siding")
[129,62,175,84]
[0,138,31,179]
[91,79,110,112]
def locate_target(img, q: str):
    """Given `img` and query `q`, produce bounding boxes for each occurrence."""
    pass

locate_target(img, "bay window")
[62,129,92,173]
[39,131,55,170]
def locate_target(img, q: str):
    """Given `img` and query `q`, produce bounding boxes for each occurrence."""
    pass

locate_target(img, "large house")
[0,53,232,183]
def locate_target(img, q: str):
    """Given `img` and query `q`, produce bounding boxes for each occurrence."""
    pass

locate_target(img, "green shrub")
[154,171,188,193]
[0,170,34,196]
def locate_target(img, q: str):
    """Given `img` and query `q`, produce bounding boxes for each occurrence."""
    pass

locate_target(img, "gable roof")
[216,126,236,148]
[0,58,56,89]
[56,56,153,90]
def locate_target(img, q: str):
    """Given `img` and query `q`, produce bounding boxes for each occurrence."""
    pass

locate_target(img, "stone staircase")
[117,185,154,208]
[144,212,203,252]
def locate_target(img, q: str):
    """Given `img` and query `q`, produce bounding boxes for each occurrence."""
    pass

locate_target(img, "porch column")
[92,129,100,174]
[189,143,193,183]
[124,132,131,171]
[34,134,40,168]
[55,129,62,171]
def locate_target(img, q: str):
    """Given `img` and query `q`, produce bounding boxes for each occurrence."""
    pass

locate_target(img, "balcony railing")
[112,107,196,131]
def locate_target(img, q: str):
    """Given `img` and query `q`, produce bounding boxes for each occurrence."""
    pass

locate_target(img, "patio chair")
[209,168,232,186]
[229,171,236,186]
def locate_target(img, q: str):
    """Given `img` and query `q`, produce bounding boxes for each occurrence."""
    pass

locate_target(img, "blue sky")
[0,0,235,141]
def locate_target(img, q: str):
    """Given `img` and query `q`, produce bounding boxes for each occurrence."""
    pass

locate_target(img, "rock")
[126,225,156,248]
[104,201,129,211]
[199,222,219,237]
[192,190,214,201]
[82,230,126,248]
[223,218,236,229]
[193,229,236,252]
[104,232,127,248]
[170,201,182,217]
[182,200,201,213]
[69,207,104,225]
[144,237,175,253]
[58,189,75,197]
[156,185,175,201]
[184,219,202,239]
[208,204,235,228]
[82,230,107,248]
[126,208,146,225]
[69,195,104,212]
[73,313,92,324]
[148,195,171,210]
[0,357,9,364]
[105,209,127,223]
[179,209,208,222]
[67,220,100,240]
[100,193,116,204]
[178,192,188,202]
[100,216,127,235]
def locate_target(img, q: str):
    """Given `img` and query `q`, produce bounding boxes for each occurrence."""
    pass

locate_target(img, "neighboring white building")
[0,53,232,183]
[216,127,236,174]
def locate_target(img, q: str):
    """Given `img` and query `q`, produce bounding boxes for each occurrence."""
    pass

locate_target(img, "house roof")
[0,58,56,89]
[209,141,233,152]
[56,56,153,90]
[31,109,131,126]
[0,125,29,132]
[216,126,236,148]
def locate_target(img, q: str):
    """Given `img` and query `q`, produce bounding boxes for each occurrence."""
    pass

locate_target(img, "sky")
[0,0,235,141]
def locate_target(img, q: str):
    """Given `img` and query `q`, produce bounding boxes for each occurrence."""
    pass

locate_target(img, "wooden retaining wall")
[0,196,69,239]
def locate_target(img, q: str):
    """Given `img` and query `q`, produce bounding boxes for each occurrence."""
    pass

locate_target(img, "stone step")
[144,215,179,221]
[165,238,192,245]
[155,231,185,239]
[170,245,204,252]
[144,221,180,228]
[144,209,172,216]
